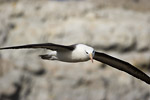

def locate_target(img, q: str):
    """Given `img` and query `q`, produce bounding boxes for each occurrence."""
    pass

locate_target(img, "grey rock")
[0,1,150,100]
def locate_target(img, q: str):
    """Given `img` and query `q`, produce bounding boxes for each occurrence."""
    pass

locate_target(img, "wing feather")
[94,51,150,84]
[0,43,75,51]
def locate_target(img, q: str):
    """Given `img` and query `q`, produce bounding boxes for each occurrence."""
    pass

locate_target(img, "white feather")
[56,44,94,62]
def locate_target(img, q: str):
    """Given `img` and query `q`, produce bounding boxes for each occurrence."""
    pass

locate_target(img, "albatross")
[0,43,150,84]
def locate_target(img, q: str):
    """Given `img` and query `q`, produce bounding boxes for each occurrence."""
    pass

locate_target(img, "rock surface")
[0,0,150,100]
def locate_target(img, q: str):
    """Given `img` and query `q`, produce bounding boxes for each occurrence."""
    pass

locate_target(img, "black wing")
[0,43,75,51]
[93,51,150,85]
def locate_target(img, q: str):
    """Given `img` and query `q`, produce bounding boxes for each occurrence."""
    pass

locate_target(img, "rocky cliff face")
[0,0,150,100]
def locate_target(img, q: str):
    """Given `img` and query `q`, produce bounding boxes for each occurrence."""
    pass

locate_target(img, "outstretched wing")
[0,43,75,51]
[93,51,150,85]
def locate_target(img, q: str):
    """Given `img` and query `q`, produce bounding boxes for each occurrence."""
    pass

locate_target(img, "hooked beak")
[89,53,93,63]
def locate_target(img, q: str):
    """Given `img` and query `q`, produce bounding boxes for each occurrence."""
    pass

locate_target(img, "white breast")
[56,44,91,62]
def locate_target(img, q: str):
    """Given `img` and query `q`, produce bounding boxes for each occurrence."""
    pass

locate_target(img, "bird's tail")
[39,54,58,60]
[39,54,51,60]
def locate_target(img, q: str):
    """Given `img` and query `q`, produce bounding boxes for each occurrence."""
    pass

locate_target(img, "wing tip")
[0,47,15,50]
[0,47,7,50]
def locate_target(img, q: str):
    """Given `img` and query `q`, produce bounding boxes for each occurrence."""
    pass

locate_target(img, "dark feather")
[0,43,75,51]
[94,51,150,85]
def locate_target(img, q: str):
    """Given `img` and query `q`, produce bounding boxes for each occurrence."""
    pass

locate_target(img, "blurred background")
[0,0,150,100]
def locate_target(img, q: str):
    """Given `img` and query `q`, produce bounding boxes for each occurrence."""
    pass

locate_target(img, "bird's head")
[75,44,95,63]
[84,46,95,63]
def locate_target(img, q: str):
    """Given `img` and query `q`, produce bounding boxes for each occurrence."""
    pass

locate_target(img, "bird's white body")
[51,44,94,62]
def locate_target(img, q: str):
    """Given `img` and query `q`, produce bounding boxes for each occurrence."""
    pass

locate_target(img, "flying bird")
[0,43,150,84]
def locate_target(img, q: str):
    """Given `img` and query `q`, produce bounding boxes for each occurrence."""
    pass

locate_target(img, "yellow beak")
[89,53,93,63]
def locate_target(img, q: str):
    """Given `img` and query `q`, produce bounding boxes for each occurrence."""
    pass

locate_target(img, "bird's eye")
[92,51,95,54]
[85,51,88,54]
